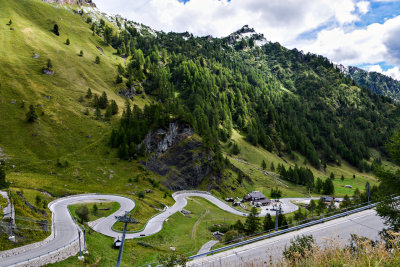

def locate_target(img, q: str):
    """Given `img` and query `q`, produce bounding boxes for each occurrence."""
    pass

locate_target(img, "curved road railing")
[186,195,400,260]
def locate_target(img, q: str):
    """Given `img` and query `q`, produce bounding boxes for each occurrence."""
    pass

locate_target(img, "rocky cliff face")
[144,138,215,190]
[144,122,194,156]
[142,122,215,190]
[42,0,96,7]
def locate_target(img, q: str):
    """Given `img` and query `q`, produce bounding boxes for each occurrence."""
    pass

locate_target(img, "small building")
[321,196,335,203]
[243,191,271,206]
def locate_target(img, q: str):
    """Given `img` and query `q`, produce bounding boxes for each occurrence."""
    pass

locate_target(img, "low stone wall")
[10,238,80,267]
[0,234,53,259]
[172,190,211,198]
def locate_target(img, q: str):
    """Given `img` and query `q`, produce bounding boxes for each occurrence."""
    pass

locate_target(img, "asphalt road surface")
[0,194,134,267]
[188,209,385,266]
[0,192,376,267]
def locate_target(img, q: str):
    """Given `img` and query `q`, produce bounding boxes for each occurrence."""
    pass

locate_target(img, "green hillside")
[0,0,400,264]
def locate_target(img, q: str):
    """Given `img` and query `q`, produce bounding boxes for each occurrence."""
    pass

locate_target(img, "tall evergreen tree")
[53,24,59,36]
[245,207,260,234]
[263,213,274,231]
[26,104,38,123]
[0,164,8,189]
[261,160,267,170]
[99,91,108,109]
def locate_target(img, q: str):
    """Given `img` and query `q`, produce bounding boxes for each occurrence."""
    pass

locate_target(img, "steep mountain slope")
[0,0,157,196]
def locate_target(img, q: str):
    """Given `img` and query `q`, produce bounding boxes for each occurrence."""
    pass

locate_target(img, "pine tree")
[261,160,267,170]
[341,175,345,182]
[105,106,112,121]
[317,197,325,215]
[233,219,245,233]
[263,214,274,231]
[79,50,84,57]
[237,172,243,184]
[340,195,352,208]
[0,164,8,189]
[99,91,108,109]
[231,143,240,155]
[8,19,12,26]
[26,104,38,123]
[308,199,316,216]
[116,75,123,84]
[110,100,118,115]
[323,179,334,195]
[95,56,100,64]
[86,88,92,99]
[53,24,59,36]
[92,204,98,215]
[270,162,275,171]
[245,207,260,234]
[95,106,101,120]
[65,38,70,45]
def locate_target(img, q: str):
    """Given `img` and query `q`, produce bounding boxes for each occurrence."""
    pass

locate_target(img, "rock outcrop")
[144,122,194,156]
[144,138,214,190]
[142,122,216,190]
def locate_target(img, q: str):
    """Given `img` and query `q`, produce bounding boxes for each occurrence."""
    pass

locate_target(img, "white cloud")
[356,1,370,14]
[296,15,400,68]
[367,65,400,80]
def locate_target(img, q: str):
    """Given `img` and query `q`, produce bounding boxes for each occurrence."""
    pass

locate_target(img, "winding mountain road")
[0,191,298,266]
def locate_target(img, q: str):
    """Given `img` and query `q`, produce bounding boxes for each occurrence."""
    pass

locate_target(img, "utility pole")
[271,203,281,231]
[115,212,139,267]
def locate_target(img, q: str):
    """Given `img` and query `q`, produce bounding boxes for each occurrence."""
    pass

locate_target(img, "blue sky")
[94,0,400,80]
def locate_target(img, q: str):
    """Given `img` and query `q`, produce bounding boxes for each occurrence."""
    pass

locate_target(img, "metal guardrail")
[187,195,400,260]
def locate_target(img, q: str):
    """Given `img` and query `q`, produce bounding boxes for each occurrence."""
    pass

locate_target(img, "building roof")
[322,196,334,202]
[248,191,267,199]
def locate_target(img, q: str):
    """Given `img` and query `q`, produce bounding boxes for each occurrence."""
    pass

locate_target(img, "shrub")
[26,104,38,123]
[223,230,240,243]
[75,206,89,223]
[231,143,240,155]
[283,235,315,261]
[53,24,59,36]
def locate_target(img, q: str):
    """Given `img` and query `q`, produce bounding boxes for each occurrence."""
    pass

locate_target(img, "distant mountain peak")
[227,25,267,47]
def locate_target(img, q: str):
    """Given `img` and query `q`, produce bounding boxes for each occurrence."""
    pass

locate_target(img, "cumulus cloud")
[367,65,400,80]
[356,1,370,14]
[296,14,400,79]
[385,27,400,65]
